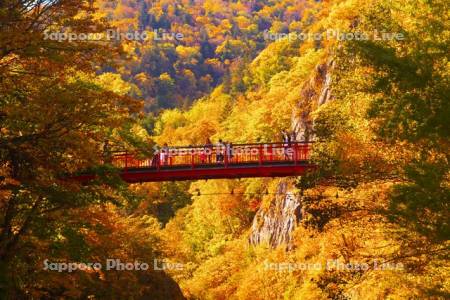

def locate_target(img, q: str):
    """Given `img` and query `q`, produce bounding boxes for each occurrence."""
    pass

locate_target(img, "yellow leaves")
[234,16,251,30]
[154,91,232,145]
[84,203,162,252]
[164,175,426,298]
[158,72,174,83]
[195,15,209,25]
[175,45,200,61]
[114,1,450,298]
[134,72,150,84]
[270,21,288,34]
[181,238,247,299]
[203,0,224,14]
[215,39,248,60]
[289,21,303,33]
[162,207,192,260]
[327,0,368,27]
[220,19,233,32]
[216,47,320,142]
[160,179,249,266]
[95,72,132,96]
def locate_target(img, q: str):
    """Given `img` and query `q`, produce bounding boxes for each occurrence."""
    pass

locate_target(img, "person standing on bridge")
[204,138,213,163]
[281,130,291,160]
[151,148,160,167]
[161,143,169,165]
[289,131,297,160]
[281,130,290,144]
[290,131,297,143]
[226,141,234,162]
[216,139,225,163]
[102,139,112,164]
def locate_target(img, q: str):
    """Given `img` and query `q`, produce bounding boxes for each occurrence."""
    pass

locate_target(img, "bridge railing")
[109,142,312,171]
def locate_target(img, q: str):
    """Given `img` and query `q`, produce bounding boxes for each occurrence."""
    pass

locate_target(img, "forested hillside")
[96,0,312,110]
[0,0,448,299]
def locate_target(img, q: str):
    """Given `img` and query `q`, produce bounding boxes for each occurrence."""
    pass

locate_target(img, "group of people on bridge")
[152,138,235,167]
[281,129,298,146]
[150,130,299,167]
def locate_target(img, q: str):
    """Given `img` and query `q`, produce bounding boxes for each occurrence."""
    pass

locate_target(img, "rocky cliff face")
[249,58,334,250]
[292,58,335,142]
[248,182,302,250]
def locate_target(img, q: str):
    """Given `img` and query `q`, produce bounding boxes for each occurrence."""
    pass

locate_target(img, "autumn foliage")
[1,0,449,299]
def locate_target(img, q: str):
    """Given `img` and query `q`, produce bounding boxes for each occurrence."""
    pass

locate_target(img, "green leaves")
[340,0,450,245]
[388,159,450,243]
[347,0,450,144]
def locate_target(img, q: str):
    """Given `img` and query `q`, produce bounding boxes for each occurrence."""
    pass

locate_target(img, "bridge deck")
[77,142,315,183]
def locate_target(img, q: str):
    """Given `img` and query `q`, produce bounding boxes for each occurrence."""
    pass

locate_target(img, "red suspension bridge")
[76,142,315,183]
